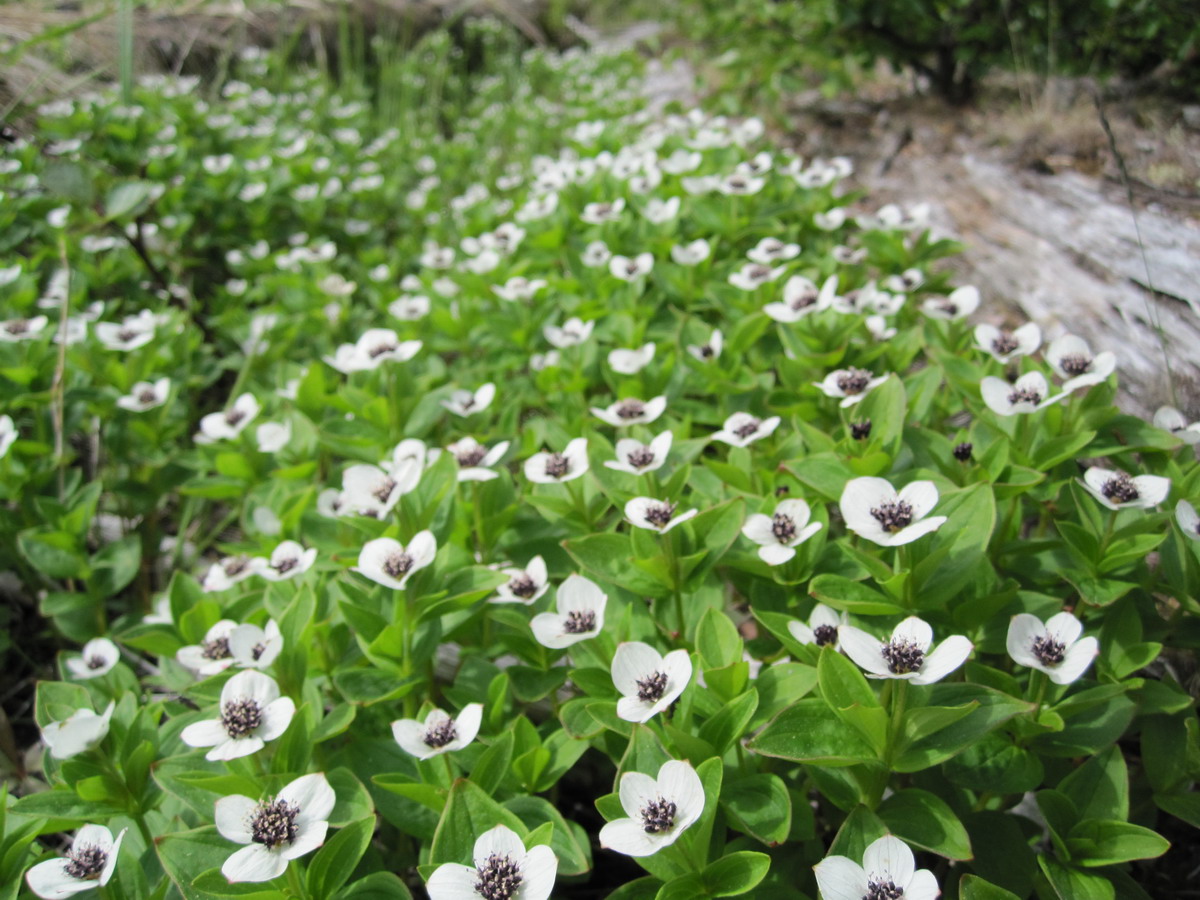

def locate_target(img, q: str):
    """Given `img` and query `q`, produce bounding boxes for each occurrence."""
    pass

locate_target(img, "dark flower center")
[4,319,29,335]
[1032,635,1067,666]
[851,420,872,440]
[640,797,677,834]
[813,624,838,647]
[423,717,457,748]
[836,368,873,395]
[383,551,414,578]
[953,442,973,462]
[771,513,796,543]
[202,636,232,660]
[507,573,539,598]
[790,289,818,310]
[699,343,714,358]
[864,879,905,900]
[1102,472,1139,503]
[116,327,140,342]
[644,502,677,528]
[220,697,263,738]
[64,844,107,880]
[543,452,570,478]
[137,388,158,405]
[372,477,397,503]
[747,264,771,280]
[251,642,266,661]
[224,557,250,577]
[728,176,748,191]
[616,399,646,419]
[1059,353,1092,377]
[1007,387,1043,406]
[732,417,761,439]
[636,671,668,702]
[563,610,596,633]
[457,396,476,412]
[475,853,523,900]
[627,447,656,469]
[870,500,914,533]
[273,556,299,575]
[455,446,488,467]
[761,238,782,253]
[992,332,1020,356]
[225,409,246,426]
[86,654,108,670]
[881,639,925,674]
[251,798,300,850]
[625,261,640,275]
[368,341,397,358]
[938,301,958,316]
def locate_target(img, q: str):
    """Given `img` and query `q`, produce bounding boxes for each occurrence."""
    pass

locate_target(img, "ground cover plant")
[2,19,1200,900]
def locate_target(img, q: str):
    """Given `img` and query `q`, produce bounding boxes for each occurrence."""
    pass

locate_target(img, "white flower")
[65,638,120,680]
[592,396,667,427]
[95,316,155,351]
[0,414,17,458]
[1007,612,1098,684]
[711,412,780,448]
[177,619,238,674]
[625,498,698,534]
[980,371,1064,416]
[355,329,423,370]
[742,499,822,565]
[763,274,836,323]
[492,556,550,604]
[256,421,292,453]
[840,477,948,547]
[716,173,765,195]
[661,149,702,174]
[525,438,589,484]
[420,243,456,269]
[0,315,49,342]
[605,431,673,475]
[1154,407,1200,445]
[531,574,607,649]
[180,670,295,761]
[840,616,972,684]
[462,249,502,275]
[341,459,422,518]
[832,245,868,265]
[671,239,711,266]
[1176,500,1200,541]
[26,824,127,899]
[815,369,889,408]
[252,541,316,581]
[230,620,283,668]
[974,322,1042,363]
[493,277,548,302]
[729,262,786,292]
[426,824,557,900]
[609,253,655,282]
[530,350,560,371]
[599,760,704,857]
[216,773,334,883]
[516,192,559,222]
[196,393,259,444]
[201,554,257,592]
[747,237,800,264]
[883,269,925,293]
[1080,467,1170,511]
[865,315,897,342]
[442,383,496,418]
[642,197,680,223]
[544,317,594,348]
[581,240,612,268]
[392,703,483,759]
[922,285,980,320]
[608,343,656,375]
[355,532,438,590]
[116,377,170,412]
[815,835,940,900]
[813,208,847,230]
[612,642,692,723]
[787,603,846,649]
[1046,334,1116,393]
[41,702,114,760]
[388,294,430,321]
[581,198,625,224]
[444,437,509,482]
[686,328,722,363]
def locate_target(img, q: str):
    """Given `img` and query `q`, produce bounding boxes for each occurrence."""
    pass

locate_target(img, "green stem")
[285,861,307,898]
[663,531,685,641]
[1028,669,1050,717]
[885,678,909,768]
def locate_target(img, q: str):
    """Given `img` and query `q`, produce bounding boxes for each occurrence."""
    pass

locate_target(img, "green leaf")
[817,646,886,754]
[696,607,743,670]
[429,779,526,866]
[808,574,903,615]
[1057,746,1128,822]
[701,851,770,897]
[746,699,879,766]
[959,874,1021,900]
[697,690,758,756]
[655,874,710,900]
[105,180,154,218]
[472,730,514,795]
[943,732,1043,794]
[10,789,125,820]
[335,871,414,899]
[1037,856,1115,900]
[563,533,670,595]
[604,877,664,900]
[877,789,972,860]
[307,817,375,899]
[720,774,791,847]
[893,684,1032,771]
[1066,819,1170,866]
[90,535,141,597]
[503,795,593,876]
[18,529,89,579]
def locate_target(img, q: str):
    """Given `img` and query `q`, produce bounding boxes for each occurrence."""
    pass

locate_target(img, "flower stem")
[885,678,909,767]
[285,861,307,898]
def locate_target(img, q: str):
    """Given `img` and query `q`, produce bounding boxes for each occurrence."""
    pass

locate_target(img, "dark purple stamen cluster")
[1007,386,1043,406]
[643,502,677,529]
[64,844,107,880]
[851,420,872,440]
[475,853,523,900]
[1102,472,1139,503]
[771,513,796,543]
[202,636,232,660]
[423,718,457,748]
[1032,635,1067,665]
[543,453,570,478]
[813,625,838,647]
[383,552,414,579]
[836,368,873,395]
[864,879,905,900]
[640,797,677,834]
[881,639,924,674]
[221,697,263,738]
[992,332,1020,356]
[636,671,668,702]
[1058,353,1092,376]
[563,610,596,633]
[870,500,914,533]
[507,573,538,599]
[732,417,761,439]
[251,798,299,850]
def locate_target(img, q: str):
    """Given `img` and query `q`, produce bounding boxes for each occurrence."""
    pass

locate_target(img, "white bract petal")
[600,760,704,857]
